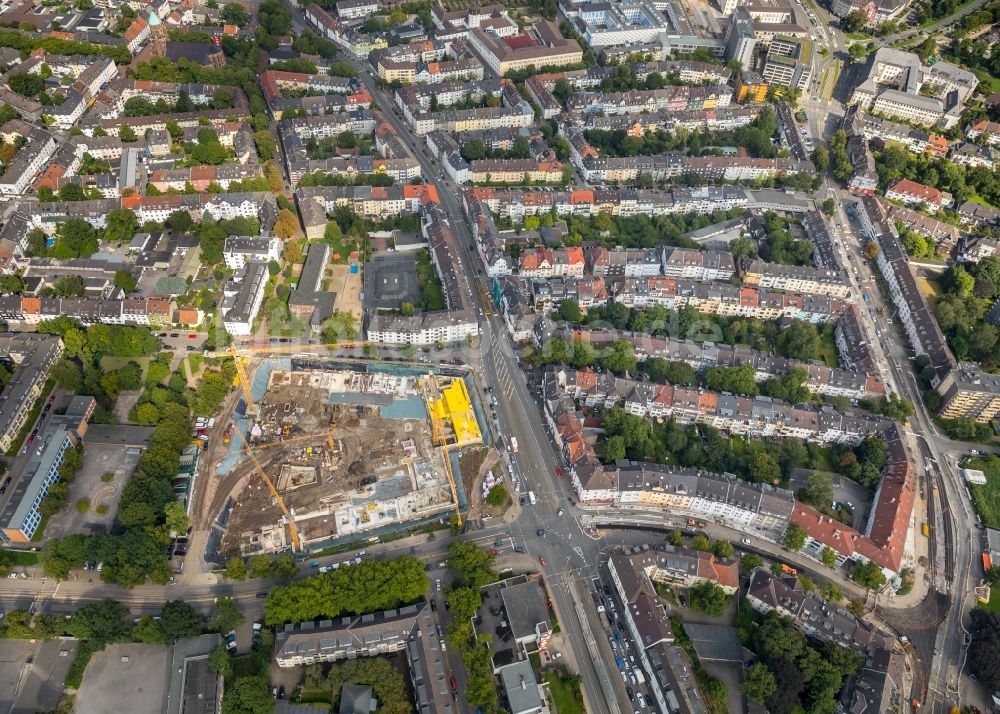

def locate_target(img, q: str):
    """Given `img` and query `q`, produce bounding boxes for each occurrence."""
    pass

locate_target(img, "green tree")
[741,553,763,571]
[446,587,483,619]
[221,675,273,714]
[485,483,507,508]
[603,435,626,462]
[159,600,202,642]
[798,471,833,509]
[742,662,777,703]
[689,580,729,617]
[776,319,821,360]
[820,547,838,567]
[211,597,246,634]
[447,542,497,588]
[119,124,137,142]
[221,2,250,26]
[850,560,886,590]
[558,298,581,323]
[784,524,806,551]
[164,500,189,536]
[224,556,248,580]
[748,451,781,484]
[67,599,130,643]
[104,208,138,242]
[208,644,233,677]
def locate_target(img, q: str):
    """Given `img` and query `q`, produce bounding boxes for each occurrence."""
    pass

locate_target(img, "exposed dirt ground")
[330,264,363,321]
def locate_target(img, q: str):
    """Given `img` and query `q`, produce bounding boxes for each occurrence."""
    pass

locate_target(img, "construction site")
[219,363,484,556]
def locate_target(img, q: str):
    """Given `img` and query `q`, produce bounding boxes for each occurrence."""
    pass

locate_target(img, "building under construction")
[220,366,480,555]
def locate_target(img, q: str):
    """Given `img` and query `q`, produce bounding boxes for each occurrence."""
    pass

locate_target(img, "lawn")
[415,249,446,311]
[543,670,585,714]
[817,329,840,369]
[916,276,942,303]
[99,355,150,380]
[318,233,361,265]
[981,589,1000,614]
[3,550,39,565]
[967,456,1000,529]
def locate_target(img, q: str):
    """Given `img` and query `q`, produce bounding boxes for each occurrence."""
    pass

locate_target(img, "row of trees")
[445,542,500,713]
[264,556,428,624]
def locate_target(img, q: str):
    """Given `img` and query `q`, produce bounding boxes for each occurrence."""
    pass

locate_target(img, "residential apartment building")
[849,48,978,129]
[605,546,707,714]
[0,334,64,454]
[467,20,582,75]
[544,367,888,445]
[742,260,851,298]
[857,196,956,385]
[884,178,947,212]
[546,326,883,400]
[223,236,282,270]
[936,362,1000,423]
[221,262,268,336]
[0,397,94,542]
[275,606,421,667]
[746,569,894,654]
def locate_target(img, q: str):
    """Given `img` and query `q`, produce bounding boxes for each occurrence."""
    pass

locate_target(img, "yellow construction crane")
[227,346,301,550]
[231,424,302,551]
[229,346,255,413]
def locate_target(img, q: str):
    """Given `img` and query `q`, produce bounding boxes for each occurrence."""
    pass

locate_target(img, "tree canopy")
[265,556,427,624]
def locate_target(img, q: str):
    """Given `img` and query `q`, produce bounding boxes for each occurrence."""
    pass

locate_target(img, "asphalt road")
[342,63,626,714]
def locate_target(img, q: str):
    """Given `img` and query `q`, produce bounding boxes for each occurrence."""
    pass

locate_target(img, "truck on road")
[510,437,518,453]
[528,491,537,505]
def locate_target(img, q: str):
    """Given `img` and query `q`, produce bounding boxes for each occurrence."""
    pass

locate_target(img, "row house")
[463,186,750,224]
[610,277,848,324]
[518,247,585,278]
[966,120,1000,147]
[884,178,949,212]
[860,113,949,156]
[742,260,851,299]
[544,367,888,444]
[552,326,883,400]
[0,295,171,327]
[577,104,763,136]
[566,85,733,116]
[147,163,261,193]
[856,196,956,385]
[661,248,735,282]
[0,122,57,196]
[468,159,562,185]
[588,247,662,277]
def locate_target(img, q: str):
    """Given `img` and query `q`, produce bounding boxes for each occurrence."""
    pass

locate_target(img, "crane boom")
[230,346,255,413]
[232,425,302,551]
[228,348,300,550]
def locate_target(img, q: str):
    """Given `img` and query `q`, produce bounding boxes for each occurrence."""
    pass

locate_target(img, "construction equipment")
[232,425,302,551]
[242,430,336,454]
[228,347,301,551]
[229,346,255,414]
